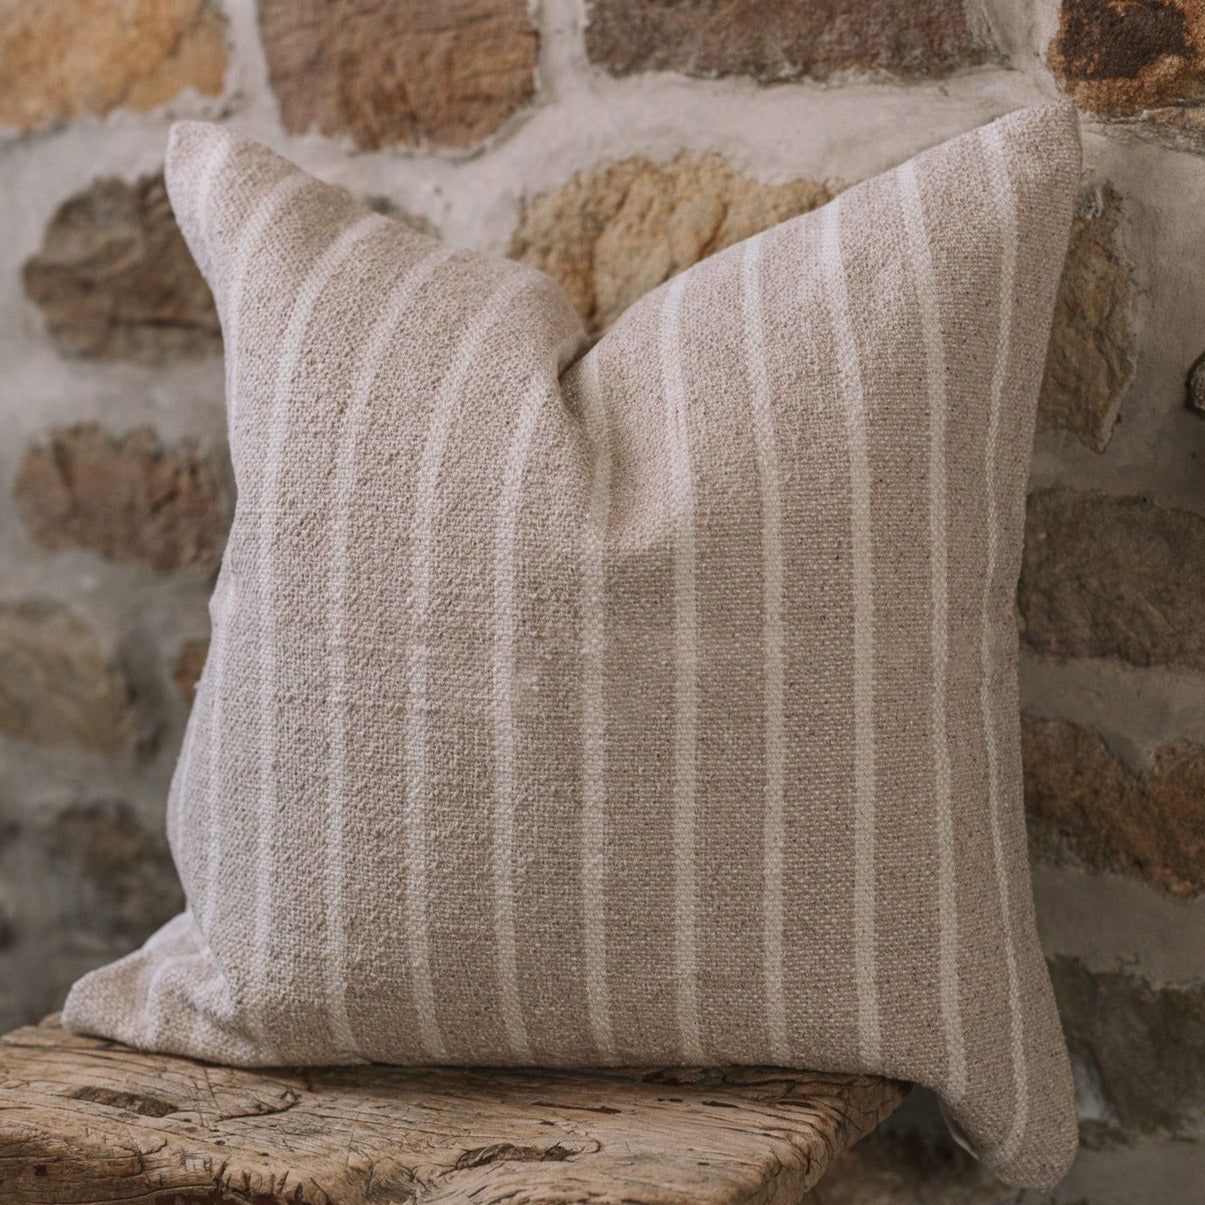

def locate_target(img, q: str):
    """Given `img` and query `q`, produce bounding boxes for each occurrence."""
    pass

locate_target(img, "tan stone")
[1049,956,1205,1141]
[0,801,182,1031]
[510,153,834,336]
[0,0,226,132]
[584,0,994,82]
[1037,183,1136,451]
[257,0,538,151]
[1050,0,1205,151]
[172,638,209,704]
[42,800,183,945]
[23,174,220,362]
[1022,716,1205,898]
[1019,488,1205,670]
[0,601,129,752]
[14,424,225,574]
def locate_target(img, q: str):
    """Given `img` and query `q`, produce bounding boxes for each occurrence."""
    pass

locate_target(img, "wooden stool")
[0,1017,906,1202]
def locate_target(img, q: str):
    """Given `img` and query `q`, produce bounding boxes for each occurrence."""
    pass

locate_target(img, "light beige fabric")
[64,105,1081,1188]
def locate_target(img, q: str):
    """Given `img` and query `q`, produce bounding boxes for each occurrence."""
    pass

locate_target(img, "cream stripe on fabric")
[199,171,310,936]
[250,214,385,1045]
[325,244,454,1060]
[980,123,1028,1162]
[492,373,546,1064]
[405,273,536,1062]
[225,174,311,422]
[739,236,788,1066]
[819,200,881,1068]
[659,272,704,1065]
[579,348,618,1065]
[897,160,967,1102]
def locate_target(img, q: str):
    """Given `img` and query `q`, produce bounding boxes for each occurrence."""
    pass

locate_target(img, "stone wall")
[0,2,1201,1201]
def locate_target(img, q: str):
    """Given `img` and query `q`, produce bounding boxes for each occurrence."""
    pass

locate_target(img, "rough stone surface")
[172,638,208,704]
[812,1128,1014,1203]
[0,862,16,951]
[362,195,438,237]
[41,800,182,947]
[1190,352,1205,414]
[0,601,129,752]
[584,0,994,83]
[14,424,225,574]
[1023,716,1205,897]
[22,173,220,362]
[1019,488,1205,670]
[1037,183,1136,451]
[0,803,181,1033]
[510,153,834,336]
[1129,102,1205,153]
[1050,956,1205,1143]
[1051,0,1205,110]
[0,0,227,132]
[1050,0,1205,151]
[257,0,538,151]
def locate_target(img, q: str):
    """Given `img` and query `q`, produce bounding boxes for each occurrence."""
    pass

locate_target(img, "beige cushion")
[64,105,1081,1188]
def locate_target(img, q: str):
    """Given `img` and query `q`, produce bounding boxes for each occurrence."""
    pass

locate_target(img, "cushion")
[64,104,1081,1189]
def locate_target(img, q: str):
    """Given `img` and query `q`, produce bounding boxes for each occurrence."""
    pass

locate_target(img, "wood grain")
[0,1018,907,1203]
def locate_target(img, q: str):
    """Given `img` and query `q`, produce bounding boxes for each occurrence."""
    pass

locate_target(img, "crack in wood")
[453,1141,578,1170]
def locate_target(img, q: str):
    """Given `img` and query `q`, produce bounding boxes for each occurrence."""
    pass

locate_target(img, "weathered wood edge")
[0,1016,908,1204]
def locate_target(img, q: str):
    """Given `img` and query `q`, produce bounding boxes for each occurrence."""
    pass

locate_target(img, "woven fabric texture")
[64,105,1081,1188]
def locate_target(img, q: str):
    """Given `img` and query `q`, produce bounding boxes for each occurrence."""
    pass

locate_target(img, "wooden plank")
[0,1018,907,1204]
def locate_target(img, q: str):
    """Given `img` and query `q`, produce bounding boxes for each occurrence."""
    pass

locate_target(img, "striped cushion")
[64,105,1081,1188]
